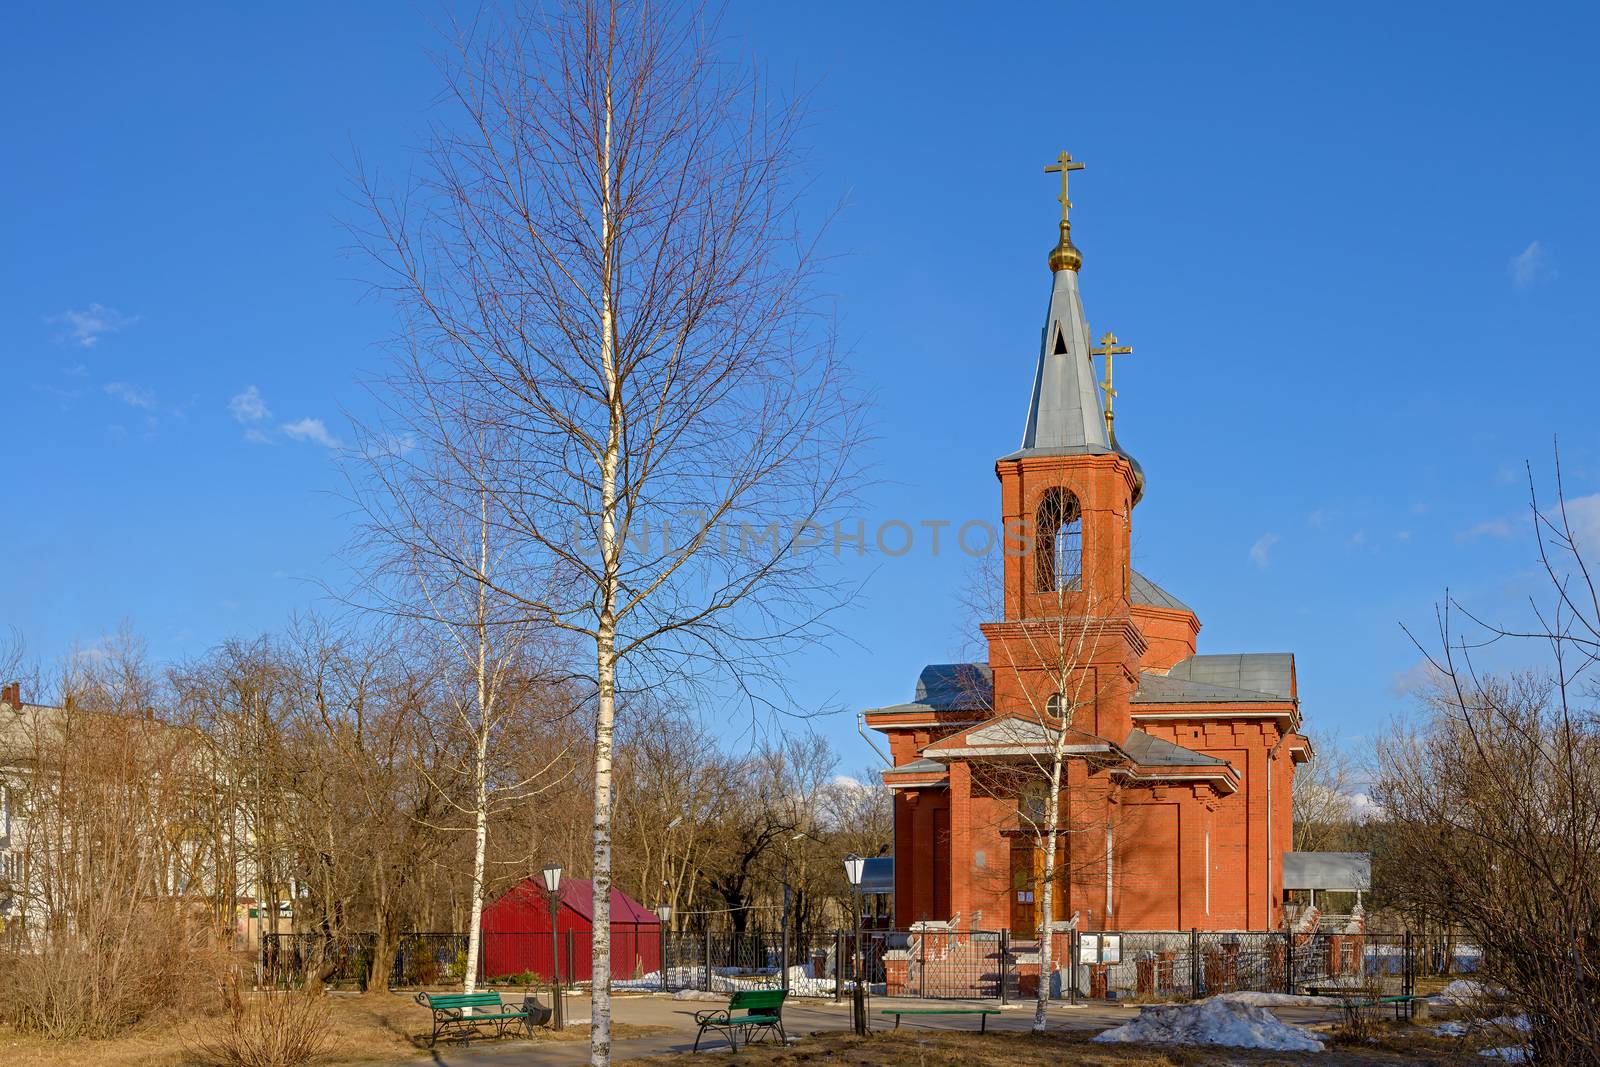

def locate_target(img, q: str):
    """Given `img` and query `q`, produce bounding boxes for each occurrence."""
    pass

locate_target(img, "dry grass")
[0,990,669,1067]
[617,1026,1471,1067]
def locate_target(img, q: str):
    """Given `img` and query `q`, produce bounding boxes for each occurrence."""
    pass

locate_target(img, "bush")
[0,906,225,1039]
[189,982,333,1067]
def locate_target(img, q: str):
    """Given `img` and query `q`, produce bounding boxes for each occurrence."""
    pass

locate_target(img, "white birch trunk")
[463,491,494,995]
[1034,756,1064,1030]
[590,67,619,1067]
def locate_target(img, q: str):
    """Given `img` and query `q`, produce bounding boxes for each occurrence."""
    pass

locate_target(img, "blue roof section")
[913,663,992,708]
[859,856,895,895]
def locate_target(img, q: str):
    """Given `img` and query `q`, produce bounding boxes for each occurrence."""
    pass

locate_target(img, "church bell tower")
[984,151,1147,743]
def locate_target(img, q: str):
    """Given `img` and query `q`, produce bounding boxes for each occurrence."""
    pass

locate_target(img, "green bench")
[414,990,534,1047]
[880,1007,1002,1032]
[693,989,788,1052]
[1304,987,1426,1022]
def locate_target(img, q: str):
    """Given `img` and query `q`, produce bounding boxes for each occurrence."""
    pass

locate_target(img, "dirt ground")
[0,990,667,1067]
[0,988,1515,1067]
[619,1023,1484,1067]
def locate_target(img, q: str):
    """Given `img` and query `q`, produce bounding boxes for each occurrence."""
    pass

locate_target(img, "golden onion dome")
[1048,220,1082,273]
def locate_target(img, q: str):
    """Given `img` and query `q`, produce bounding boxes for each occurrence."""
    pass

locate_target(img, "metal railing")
[261,926,1420,1004]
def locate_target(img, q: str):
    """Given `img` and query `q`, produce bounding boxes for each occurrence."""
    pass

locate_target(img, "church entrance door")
[1009,839,1037,932]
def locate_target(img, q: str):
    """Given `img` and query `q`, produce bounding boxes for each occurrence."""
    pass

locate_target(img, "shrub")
[189,982,334,1067]
[0,905,226,1039]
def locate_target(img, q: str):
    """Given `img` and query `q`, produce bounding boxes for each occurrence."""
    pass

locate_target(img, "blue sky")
[3,2,1596,774]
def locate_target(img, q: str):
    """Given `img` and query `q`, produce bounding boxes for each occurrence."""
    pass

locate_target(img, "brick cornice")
[981,615,1149,657]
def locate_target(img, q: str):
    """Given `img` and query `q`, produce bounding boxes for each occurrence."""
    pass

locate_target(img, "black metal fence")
[1063,930,1415,1003]
[263,926,1419,1004]
[261,932,470,988]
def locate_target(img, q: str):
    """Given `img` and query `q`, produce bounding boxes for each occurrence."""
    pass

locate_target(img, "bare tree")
[1289,732,1361,854]
[352,413,575,994]
[1377,452,1600,1064]
[613,702,731,925]
[981,591,1119,1028]
[358,1,859,1058]
[956,541,1124,1030]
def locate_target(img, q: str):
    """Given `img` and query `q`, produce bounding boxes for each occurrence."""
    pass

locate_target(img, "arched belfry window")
[1034,488,1082,593]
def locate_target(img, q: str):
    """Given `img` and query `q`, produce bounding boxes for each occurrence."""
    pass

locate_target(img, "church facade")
[867,155,1309,935]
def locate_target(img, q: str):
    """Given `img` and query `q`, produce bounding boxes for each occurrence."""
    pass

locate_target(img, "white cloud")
[1346,792,1382,820]
[1458,517,1516,543]
[1552,492,1600,556]
[243,428,273,445]
[1509,240,1554,288]
[103,381,157,410]
[281,417,342,449]
[1249,532,1280,569]
[1390,657,1444,698]
[228,385,271,424]
[1307,507,1331,529]
[50,303,138,347]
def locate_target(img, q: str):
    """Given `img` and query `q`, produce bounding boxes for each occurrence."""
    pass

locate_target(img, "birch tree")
[961,544,1122,1031]
[988,599,1118,1029]
[353,415,573,994]
[358,2,859,1059]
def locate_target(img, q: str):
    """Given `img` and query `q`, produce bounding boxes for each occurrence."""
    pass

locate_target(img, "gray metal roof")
[1121,728,1230,767]
[1131,673,1287,705]
[889,757,946,775]
[1283,852,1371,891]
[1165,653,1294,700]
[1007,266,1110,458]
[1130,570,1192,613]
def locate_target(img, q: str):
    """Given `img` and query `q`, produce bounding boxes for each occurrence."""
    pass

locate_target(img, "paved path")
[407,992,1347,1065]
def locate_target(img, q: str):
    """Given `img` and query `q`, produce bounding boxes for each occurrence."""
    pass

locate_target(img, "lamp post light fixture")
[842,854,867,1035]
[653,904,672,992]
[542,864,564,1031]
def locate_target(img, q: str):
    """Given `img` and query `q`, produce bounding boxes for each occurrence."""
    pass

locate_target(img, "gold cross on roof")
[1044,150,1086,224]
[1091,330,1133,434]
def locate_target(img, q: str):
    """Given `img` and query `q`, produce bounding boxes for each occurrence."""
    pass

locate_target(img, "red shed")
[480,877,661,983]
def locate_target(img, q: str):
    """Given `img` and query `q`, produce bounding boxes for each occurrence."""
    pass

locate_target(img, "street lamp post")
[542,863,564,1031]
[654,904,672,993]
[843,853,867,1036]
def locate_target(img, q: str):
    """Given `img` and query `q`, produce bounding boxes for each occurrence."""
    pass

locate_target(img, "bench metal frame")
[414,991,532,1047]
[880,1008,1001,1032]
[693,990,788,1053]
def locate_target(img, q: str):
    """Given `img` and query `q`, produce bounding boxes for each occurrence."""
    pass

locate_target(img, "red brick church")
[868,154,1309,935]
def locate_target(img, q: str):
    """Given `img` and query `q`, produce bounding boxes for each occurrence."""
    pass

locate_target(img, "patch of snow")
[784,966,835,997]
[1479,1048,1530,1063]
[1430,979,1494,1005]
[1434,1021,1470,1037]
[671,989,727,1002]
[1212,991,1330,1008]
[1092,999,1325,1053]
[1485,1015,1531,1033]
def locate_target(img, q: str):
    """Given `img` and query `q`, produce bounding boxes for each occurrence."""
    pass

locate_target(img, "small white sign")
[1078,933,1122,964]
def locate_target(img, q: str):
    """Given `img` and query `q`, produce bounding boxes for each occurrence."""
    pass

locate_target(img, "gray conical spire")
[1005,267,1111,459]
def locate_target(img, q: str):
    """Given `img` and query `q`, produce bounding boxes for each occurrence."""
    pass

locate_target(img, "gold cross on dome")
[1044,150,1086,224]
[1091,330,1133,433]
